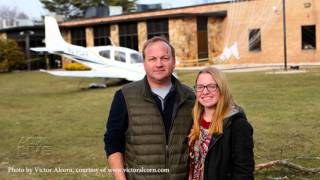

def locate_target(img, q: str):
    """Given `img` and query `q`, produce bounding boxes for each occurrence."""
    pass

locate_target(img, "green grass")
[1,69,320,179]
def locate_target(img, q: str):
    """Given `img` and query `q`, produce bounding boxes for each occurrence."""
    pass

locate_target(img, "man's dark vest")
[121,77,195,180]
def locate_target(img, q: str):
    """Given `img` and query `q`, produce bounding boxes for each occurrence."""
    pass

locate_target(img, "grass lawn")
[0,69,320,179]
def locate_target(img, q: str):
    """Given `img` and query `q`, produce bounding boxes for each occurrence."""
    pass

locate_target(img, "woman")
[188,67,254,180]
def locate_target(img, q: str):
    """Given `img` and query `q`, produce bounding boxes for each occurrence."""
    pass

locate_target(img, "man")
[104,36,195,179]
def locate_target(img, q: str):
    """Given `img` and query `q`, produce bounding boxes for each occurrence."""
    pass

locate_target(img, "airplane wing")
[30,47,50,52]
[30,47,64,55]
[40,67,145,81]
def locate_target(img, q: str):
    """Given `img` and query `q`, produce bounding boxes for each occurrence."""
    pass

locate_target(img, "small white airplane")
[31,16,146,82]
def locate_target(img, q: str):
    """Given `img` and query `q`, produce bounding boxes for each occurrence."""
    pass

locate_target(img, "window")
[197,16,208,60]
[99,50,110,59]
[29,35,45,47]
[130,53,143,64]
[29,30,45,48]
[8,29,47,70]
[248,29,261,51]
[114,51,126,62]
[119,22,138,50]
[94,26,111,46]
[71,28,86,46]
[147,18,169,40]
[302,25,316,50]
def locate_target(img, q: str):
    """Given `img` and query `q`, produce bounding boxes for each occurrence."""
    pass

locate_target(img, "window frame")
[119,22,138,51]
[147,18,169,40]
[71,27,86,46]
[197,16,209,60]
[248,28,261,52]
[301,25,316,50]
[93,25,111,46]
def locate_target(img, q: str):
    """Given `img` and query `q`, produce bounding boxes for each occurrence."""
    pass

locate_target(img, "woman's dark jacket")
[203,106,255,180]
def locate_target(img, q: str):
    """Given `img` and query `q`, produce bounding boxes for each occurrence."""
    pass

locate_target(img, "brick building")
[1,0,319,68]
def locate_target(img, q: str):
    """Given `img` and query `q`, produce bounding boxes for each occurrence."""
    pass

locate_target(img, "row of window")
[249,25,316,51]
[70,19,169,51]
[70,20,317,59]
[99,50,143,64]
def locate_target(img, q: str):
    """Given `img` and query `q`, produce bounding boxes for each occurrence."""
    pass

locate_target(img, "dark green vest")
[121,77,195,180]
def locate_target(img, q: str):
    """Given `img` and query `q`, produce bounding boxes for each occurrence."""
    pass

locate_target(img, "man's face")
[143,41,175,86]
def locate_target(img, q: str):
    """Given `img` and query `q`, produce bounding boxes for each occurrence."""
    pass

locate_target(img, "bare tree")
[40,0,137,20]
[0,6,29,28]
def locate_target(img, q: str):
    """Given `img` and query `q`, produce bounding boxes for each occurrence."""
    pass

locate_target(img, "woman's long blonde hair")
[189,67,235,144]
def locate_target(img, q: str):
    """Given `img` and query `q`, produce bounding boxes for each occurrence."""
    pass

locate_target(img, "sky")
[0,0,224,20]
[0,0,49,20]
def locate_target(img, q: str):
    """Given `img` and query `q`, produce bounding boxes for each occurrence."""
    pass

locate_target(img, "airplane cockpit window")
[99,50,110,59]
[114,51,126,62]
[130,53,143,64]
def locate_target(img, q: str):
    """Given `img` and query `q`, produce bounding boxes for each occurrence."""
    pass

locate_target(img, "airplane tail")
[44,16,67,49]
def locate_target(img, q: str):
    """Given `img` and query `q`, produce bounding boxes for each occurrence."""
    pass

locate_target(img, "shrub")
[0,39,25,72]
[64,62,91,71]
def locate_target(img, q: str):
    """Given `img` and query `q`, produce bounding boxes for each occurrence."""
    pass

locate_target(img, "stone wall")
[138,21,147,52]
[208,17,224,62]
[0,32,7,40]
[169,17,198,67]
[85,27,94,47]
[110,24,119,46]
[61,29,72,68]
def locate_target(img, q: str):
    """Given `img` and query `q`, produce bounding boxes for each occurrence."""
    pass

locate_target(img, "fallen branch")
[295,156,320,160]
[255,160,320,174]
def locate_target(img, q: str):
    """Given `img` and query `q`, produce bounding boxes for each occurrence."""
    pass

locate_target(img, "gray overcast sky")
[0,0,49,20]
[0,0,225,20]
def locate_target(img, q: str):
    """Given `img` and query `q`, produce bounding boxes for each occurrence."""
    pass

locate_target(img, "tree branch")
[256,160,320,174]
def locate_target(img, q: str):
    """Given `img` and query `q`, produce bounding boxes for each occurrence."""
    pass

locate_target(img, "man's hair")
[142,36,175,59]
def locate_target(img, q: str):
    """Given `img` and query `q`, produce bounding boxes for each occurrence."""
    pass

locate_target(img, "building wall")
[110,24,119,46]
[58,0,320,66]
[216,0,320,65]
[169,17,198,66]
[62,29,72,67]
[138,21,147,52]
[86,27,94,47]
[62,29,71,43]
[208,17,225,62]
[285,0,320,63]
[217,0,284,64]
[0,32,7,40]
